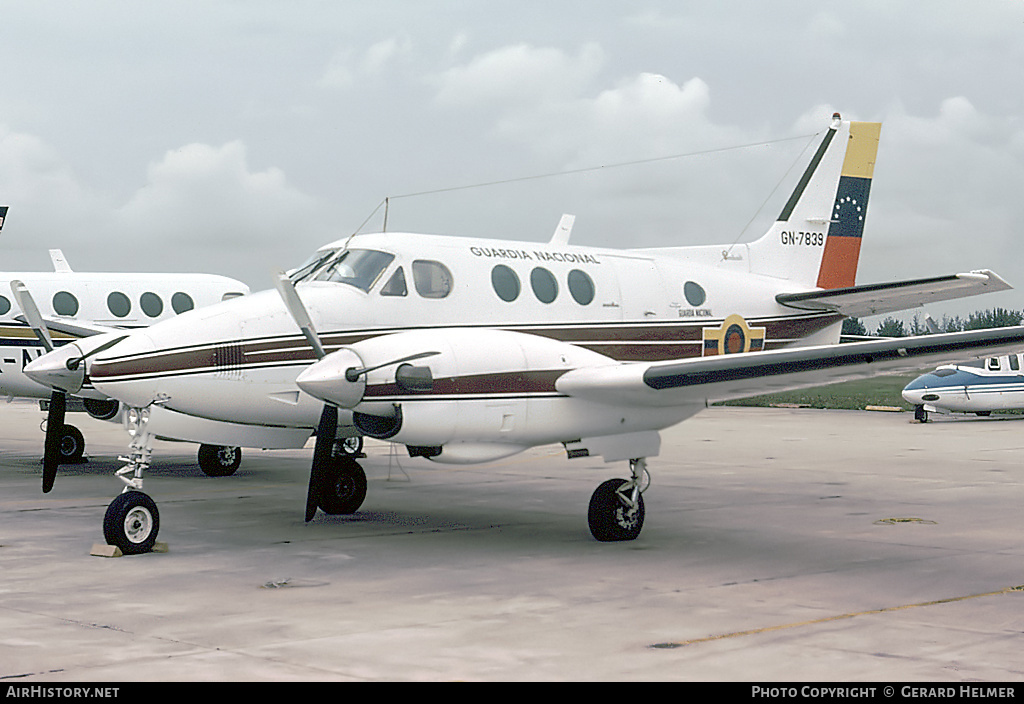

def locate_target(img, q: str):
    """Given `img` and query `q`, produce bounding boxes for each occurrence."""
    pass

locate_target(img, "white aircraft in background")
[902,353,1024,422]
[25,114,1024,555]
[0,206,252,478]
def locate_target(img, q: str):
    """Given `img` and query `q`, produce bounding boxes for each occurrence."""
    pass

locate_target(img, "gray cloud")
[0,0,1021,319]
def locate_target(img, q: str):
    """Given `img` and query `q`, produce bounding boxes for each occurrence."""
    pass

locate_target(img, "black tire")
[197,444,241,476]
[317,458,367,515]
[588,478,645,542]
[58,425,85,464]
[103,491,160,555]
[914,405,928,423]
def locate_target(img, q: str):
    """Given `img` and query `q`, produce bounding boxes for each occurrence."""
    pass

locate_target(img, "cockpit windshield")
[291,248,396,292]
[288,248,341,282]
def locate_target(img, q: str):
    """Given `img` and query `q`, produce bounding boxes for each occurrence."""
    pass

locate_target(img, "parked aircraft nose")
[86,332,163,408]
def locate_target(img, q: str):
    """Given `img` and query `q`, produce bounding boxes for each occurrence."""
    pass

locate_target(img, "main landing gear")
[588,458,649,542]
[197,444,242,476]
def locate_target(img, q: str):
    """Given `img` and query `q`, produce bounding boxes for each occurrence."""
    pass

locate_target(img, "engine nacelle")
[298,328,683,465]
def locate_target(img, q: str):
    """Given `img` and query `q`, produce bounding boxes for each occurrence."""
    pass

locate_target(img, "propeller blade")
[273,271,340,522]
[11,280,54,352]
[274,272,326,359]
[306,404,338,522]
[42,391,66,493]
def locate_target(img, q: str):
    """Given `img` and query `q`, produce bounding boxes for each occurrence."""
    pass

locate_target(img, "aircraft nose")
[87,332,163,408]
[295,348,367,408]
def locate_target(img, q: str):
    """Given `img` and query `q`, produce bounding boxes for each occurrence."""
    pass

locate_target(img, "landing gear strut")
[102,409,160,554]
[588,458,649,542]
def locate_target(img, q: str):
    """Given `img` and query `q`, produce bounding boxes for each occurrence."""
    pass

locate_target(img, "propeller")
[274,273,339,521]
[274,273,441,521]
[10,281,128,493]
[11,281,63,493]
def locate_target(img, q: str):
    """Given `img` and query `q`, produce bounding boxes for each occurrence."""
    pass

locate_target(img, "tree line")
[842,307,1024,338]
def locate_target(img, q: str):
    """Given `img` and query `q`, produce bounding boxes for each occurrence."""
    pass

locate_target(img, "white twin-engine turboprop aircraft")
[24,115,1024,554]
[0,206,251,478]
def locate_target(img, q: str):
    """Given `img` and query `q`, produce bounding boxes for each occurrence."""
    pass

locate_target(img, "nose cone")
[24,343,87,394]
[296,348,366,408]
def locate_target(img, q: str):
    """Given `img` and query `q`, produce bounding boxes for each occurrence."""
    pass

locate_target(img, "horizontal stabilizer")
[556,325,1024,408]
[775,270,1011,318]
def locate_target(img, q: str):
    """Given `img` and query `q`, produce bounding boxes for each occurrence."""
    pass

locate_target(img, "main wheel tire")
[58,425,85,464]
[588,478,645,542]
[317,459,367,515]
[198,444,241,476]
[103,491,160,555]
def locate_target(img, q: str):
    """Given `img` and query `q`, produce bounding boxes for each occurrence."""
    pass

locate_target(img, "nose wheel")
[103,491,160,555]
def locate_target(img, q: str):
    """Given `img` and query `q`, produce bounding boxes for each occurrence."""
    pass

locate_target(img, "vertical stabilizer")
[0,206,8,235]
[747,116,881,289]
[815,121,880,288]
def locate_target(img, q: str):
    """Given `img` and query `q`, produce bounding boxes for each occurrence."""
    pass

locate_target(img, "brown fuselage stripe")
[88,313,844,382]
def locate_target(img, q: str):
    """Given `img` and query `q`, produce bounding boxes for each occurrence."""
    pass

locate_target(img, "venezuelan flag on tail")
[747,115,881,291]
[816,121,880,289]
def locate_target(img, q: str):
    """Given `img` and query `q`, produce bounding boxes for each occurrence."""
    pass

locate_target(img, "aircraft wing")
[13,314,117,339]
[776,270,1011,318]
[556,325,1024,408]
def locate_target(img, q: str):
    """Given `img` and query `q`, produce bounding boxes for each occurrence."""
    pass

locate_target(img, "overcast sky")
[1,0,1022,322]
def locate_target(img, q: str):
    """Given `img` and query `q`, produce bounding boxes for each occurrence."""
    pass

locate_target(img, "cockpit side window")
[380,267,408,297]
[412,260,453,299]
[311,249,396,292]
[1011,355,1020,372]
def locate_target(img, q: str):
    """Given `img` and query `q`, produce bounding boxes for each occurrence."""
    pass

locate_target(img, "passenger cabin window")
[0,295,10,316]
[311,249,395,292]
[141,292,164,317]
[491,265,520,302]
[172,292,195,313]
[412,260,453,299]
[567,269,594,305]
[1012,356,1021,372]
[380,267,408,297]
[107,291,131,317]
[987,357,1001,371]
[530,267,558,304]
[53,291,79,316]
[684,281,707,307]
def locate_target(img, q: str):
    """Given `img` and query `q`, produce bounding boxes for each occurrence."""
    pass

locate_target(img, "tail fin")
[0,206,8,236]
[747,116,881,289]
